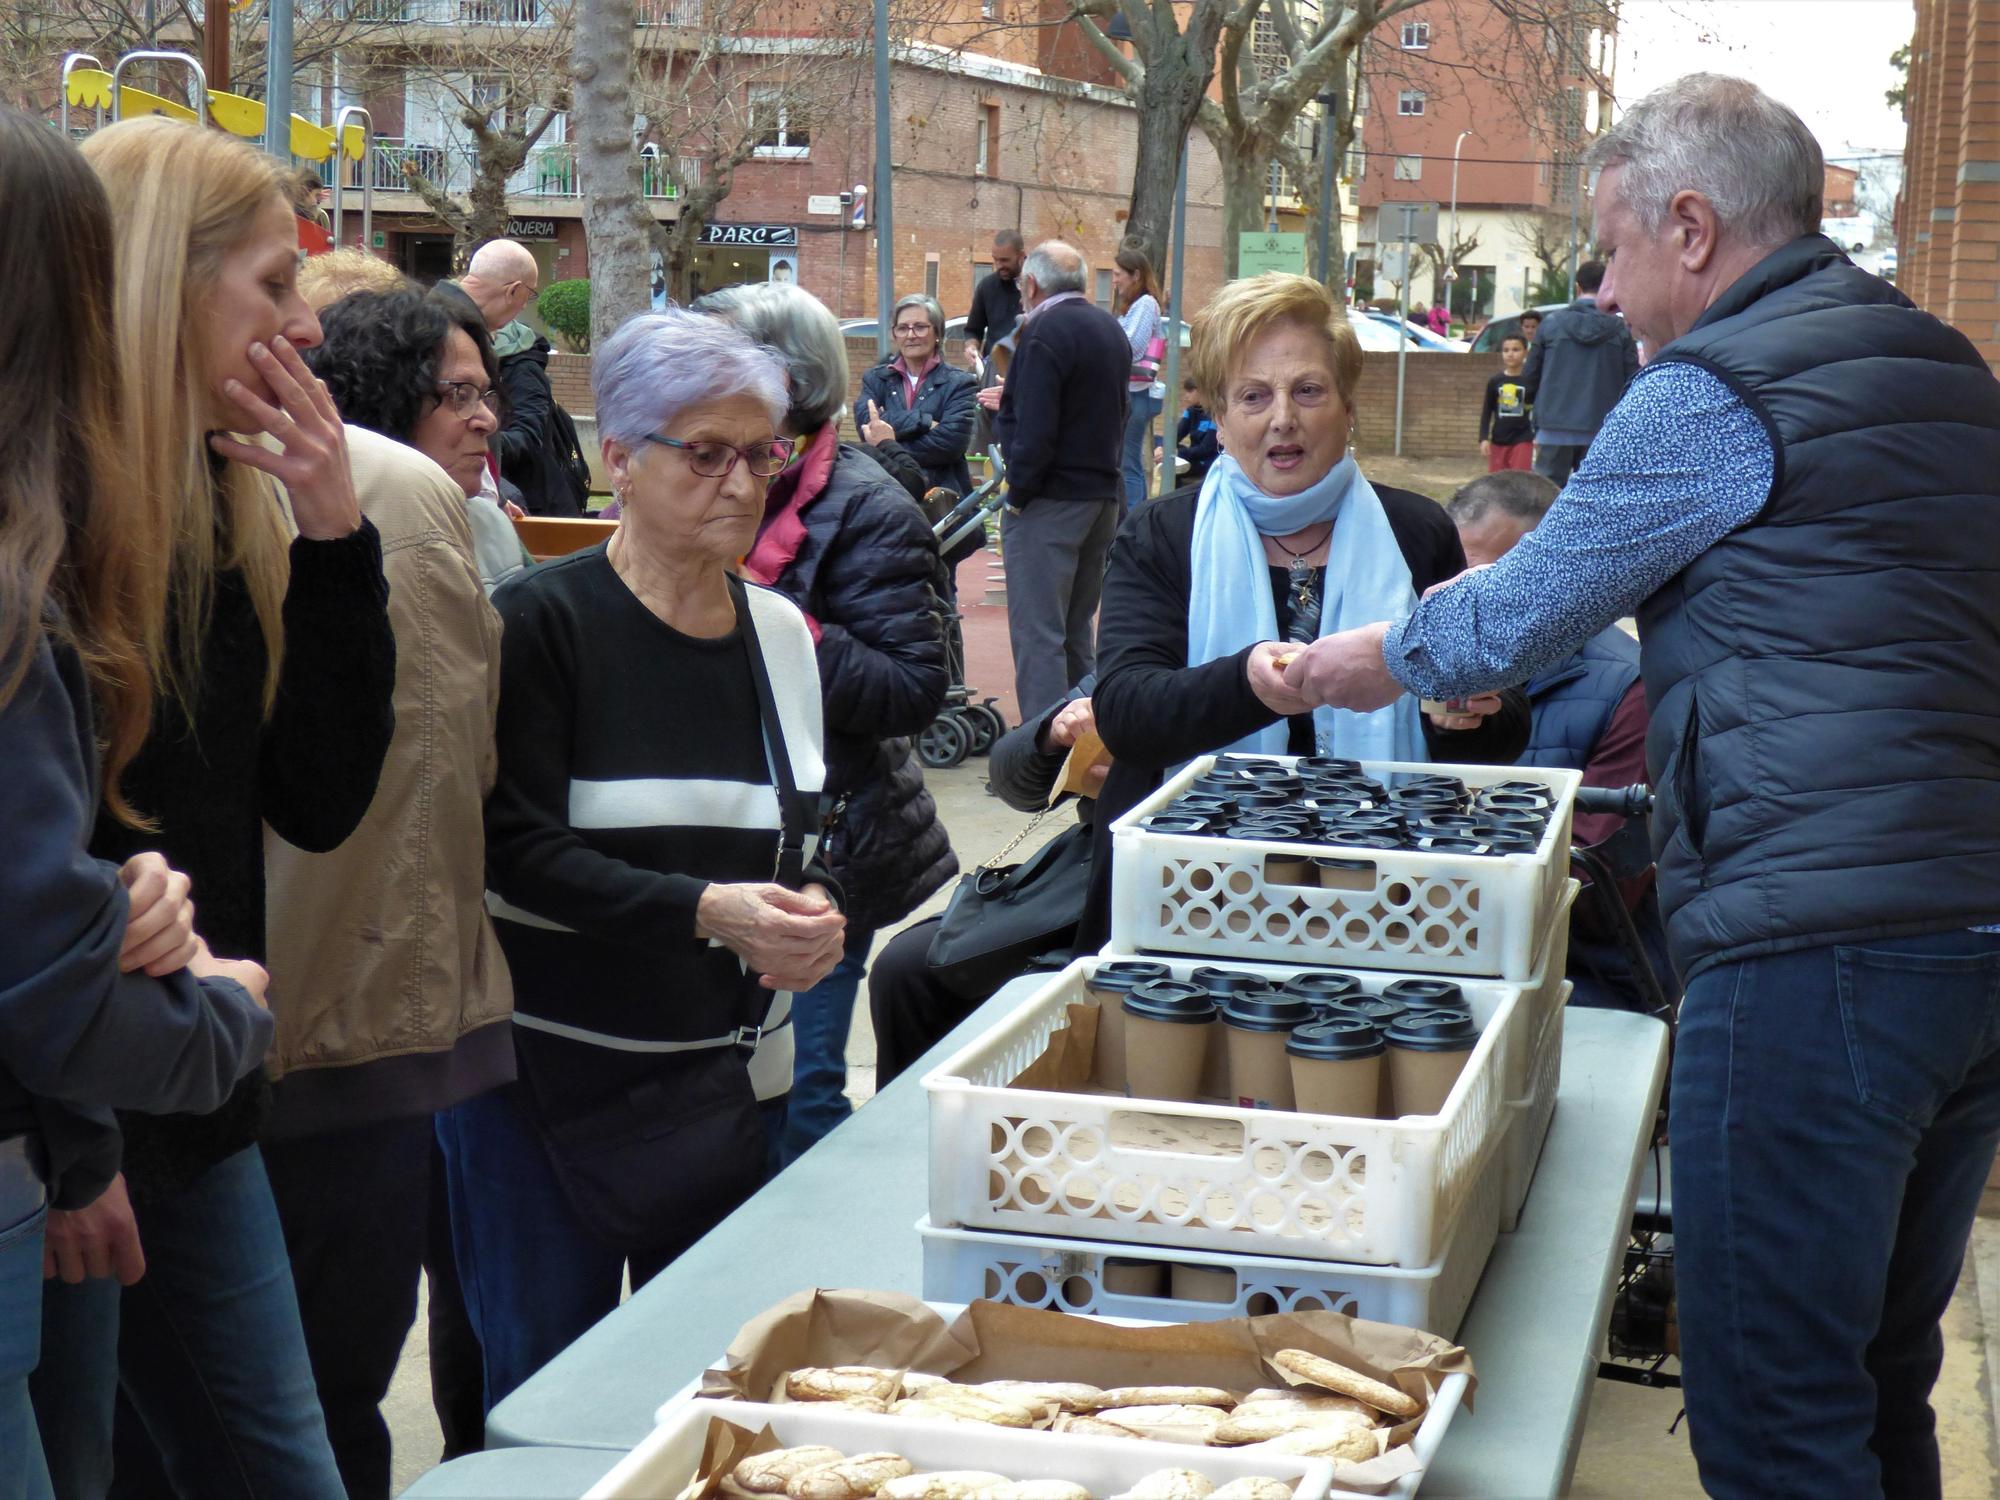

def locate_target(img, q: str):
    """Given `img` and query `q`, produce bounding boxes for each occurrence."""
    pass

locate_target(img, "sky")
[1614,0,1915,160]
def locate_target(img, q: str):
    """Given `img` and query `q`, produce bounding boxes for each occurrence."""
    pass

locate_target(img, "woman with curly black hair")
[264,286,515,1496]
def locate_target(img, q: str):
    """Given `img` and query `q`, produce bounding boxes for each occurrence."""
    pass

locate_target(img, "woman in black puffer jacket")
[697,282,957,1165]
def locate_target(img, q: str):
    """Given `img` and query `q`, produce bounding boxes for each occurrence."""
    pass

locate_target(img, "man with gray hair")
[986,240,1132,715]
[1284,74,2000,1496]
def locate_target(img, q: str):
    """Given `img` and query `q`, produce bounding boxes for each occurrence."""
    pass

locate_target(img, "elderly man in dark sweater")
[988,240,1131,716]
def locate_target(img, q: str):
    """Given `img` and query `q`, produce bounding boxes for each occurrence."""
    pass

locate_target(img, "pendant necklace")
[1271,522,1333,643]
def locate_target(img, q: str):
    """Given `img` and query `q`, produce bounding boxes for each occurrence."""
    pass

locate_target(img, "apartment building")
[1352,0,1615,320]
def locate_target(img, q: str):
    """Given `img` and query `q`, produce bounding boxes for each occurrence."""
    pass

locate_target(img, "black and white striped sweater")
[482,545,828,1107]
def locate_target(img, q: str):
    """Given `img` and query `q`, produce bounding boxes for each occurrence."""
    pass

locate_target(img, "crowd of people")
[5,65,2000,1500]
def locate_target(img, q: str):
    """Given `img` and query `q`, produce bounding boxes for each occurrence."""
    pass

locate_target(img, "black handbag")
[925,813,1093,994]
[523,577,814,1256]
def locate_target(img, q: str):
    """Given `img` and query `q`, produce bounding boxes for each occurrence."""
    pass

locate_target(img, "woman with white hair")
[696,282,954,1163]
[435,309,848,1414]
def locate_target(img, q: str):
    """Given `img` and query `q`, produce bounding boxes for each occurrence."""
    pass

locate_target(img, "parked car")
[840,315,971,344]
[1359,309,1470,352]
[1469,302,1572,353]
[1344,308,1427,352]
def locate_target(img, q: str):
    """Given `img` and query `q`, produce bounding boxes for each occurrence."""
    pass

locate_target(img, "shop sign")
[700,222,799,247]
[507,217,559,240]
[806,195,843,216]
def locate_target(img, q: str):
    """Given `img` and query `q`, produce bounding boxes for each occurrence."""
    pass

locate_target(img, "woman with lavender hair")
[434,310,848,1414]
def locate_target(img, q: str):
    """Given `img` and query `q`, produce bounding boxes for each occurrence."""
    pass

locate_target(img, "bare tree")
[571,0,656,347]
[633,1,868,302]
[387,5,578,268]
[1068,0,1244,274]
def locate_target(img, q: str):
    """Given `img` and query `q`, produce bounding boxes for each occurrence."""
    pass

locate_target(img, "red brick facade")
[1901,0,2000,366]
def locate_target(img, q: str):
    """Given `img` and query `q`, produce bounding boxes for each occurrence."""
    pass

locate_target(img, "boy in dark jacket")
[1175,379,1219,483]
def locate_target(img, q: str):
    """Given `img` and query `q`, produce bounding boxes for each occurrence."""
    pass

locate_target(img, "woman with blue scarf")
[1085,273,1529,944]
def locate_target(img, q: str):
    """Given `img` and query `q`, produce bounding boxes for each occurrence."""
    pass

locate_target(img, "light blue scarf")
[1187,452,1425,760]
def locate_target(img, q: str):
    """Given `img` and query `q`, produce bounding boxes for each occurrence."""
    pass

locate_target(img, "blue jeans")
[1671,930,2000,1499]
[435,1081,787,1414]
[0,1151,51,1500]
[780,927,876,1165]
[31,1146,341,1500]
[1122,389,1164,510]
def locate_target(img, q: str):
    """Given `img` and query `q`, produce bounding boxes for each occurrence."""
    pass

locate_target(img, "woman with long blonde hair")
[29,117,395,1499]
[0,108,276,1500]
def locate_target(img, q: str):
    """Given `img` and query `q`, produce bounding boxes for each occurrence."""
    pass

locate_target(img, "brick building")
[1898,0,2000,366]
[1352,0,1614,321]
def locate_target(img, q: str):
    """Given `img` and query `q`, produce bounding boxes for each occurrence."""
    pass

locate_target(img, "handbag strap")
[731,576,809,890]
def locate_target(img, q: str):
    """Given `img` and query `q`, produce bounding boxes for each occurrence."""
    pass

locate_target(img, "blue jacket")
[1521,626,1642,774]
[0,637,271,1207]
[1523,296,1638,439]
[855,359,980,498]
[1640,235,2000,977]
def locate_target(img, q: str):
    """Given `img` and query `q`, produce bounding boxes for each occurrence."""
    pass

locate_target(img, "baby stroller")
[916,447,1011,770]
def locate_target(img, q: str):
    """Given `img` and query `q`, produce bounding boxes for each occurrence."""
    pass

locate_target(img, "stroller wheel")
[966,701,1008,755]
[917,714,970,769]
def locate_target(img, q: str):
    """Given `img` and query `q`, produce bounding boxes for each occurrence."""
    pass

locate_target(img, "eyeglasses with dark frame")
[892,322,935,337]
[434,382,499,419]
[641,433,792,479]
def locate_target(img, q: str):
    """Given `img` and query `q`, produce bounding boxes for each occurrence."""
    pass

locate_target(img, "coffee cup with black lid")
[1321,995,1408,1112]
[1190,967,1276,1001]
[1416,833,1493,855]
[1415,812,1484,835]
[1188,970,1267,1094]
[1085,960,1172,1092]
[1288,1017,1386,1117]
[1121,981,1218,1102]
[1142,813,1217,836]
[1297,756,1364,777]
[1382,978,1466,1010]
[1280,973,1363,1015]
[1385,1008,1480,1116]
[1220,994,1317,1110]
[1478,787,1553,811]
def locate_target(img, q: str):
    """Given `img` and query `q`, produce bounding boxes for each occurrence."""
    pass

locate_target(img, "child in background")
[1480,334,1535,472]
[1175,378,1219,484]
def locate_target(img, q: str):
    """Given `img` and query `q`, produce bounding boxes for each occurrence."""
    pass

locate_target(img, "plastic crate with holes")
[917,1147,1504,1339]
[1108,756,1581,979]
[1497,987,1569,1233]
[922,956,1521,1268]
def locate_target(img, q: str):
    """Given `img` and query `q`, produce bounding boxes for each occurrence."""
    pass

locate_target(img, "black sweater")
[0,637,272,1208]
[91,522,396,1199]
[994,297,1132,505]
[1084,484,1532,946]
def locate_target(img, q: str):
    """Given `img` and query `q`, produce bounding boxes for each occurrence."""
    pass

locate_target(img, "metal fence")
[345,138,700,200]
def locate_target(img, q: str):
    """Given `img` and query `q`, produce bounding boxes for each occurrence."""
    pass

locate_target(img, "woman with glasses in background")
[854,293,979,500]
[435,310,848,1416]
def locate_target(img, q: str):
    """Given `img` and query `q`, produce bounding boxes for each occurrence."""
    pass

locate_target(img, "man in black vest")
[1284,74,2000,1498]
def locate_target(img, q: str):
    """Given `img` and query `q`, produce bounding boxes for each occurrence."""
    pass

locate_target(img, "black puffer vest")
[1521,626,1642,775]
[1639,235,2000,980]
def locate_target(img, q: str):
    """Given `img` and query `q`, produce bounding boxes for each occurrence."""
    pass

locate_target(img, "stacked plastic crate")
[919,755,1581,1339]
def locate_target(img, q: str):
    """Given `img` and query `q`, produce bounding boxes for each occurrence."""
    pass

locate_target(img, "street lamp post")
[873,0,894,363]
[1446,128,1471,321]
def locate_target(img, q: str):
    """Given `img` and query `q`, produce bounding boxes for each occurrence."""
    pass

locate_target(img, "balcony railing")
[344,139,697,200]
[325,0,550,22]
[636,0,705,24]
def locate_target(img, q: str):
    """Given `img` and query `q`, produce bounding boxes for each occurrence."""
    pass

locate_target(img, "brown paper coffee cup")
[1125,1014,1213,1102]
[1169,1263,1238,1305]
[1086,990,1128,1093]
[1388,1044,1472,1117]
[1264,854,1315,889]
[1198,1021,1231,1100]
[1101,1259,1168,1298]
[1290,1053,1383,1118]
[1224,1024,1296,1111]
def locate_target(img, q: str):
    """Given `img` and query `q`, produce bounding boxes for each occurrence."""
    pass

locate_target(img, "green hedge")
[538,279,591,353]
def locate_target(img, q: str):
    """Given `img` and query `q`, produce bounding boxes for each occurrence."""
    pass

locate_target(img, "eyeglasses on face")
[434,382,499,419]
[893,322,934,336]
[641,433,791,479]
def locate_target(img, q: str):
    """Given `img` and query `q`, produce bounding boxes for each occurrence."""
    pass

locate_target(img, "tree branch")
[1070,11,1142,85]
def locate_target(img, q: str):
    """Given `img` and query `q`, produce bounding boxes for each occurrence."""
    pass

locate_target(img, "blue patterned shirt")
[1384,360,1775,697]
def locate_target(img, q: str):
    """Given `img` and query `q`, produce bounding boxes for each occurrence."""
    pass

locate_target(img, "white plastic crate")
[924,957,1519,1267]
[1109,757,1582,979]
[919,1148,1502,1339]
[1497,989,1568,1234]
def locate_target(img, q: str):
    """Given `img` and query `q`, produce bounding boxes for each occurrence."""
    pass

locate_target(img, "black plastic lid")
[1385,1008,1479,1052]
[1382,978,1466,1009]
[1296,756,1364,777]
[1280,973,1364,1005]
[1142,814,1217,835]
[1122,980,1218,1025]
[1478,788,1553,809]
[1175,795,1234,814]
[1229,789,1293,810]
[1415,813,1484,834]
[1090,960,1172,994]
[1287,1016,1387,1060]
[1190,967,1278,1000]
[1219,754,1294,777]
[1229,821,1312,843]
[1323,995,1410,1028]
[1220,993,1318,1032]
[1416,834,1493,855]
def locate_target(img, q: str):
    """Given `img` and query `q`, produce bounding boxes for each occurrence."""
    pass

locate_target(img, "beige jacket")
[265,426,511,1080]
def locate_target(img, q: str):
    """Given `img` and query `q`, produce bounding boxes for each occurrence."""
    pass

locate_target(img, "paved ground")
[383,507,2000,1491]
